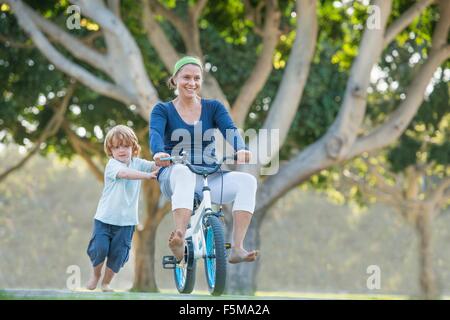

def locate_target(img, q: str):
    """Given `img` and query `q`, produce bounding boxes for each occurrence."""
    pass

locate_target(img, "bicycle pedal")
[162,255,177,269]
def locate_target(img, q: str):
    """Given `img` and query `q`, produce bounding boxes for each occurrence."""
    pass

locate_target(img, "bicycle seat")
[186,164,221,176]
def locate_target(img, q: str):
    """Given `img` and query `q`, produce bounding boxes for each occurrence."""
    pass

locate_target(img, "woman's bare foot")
[168,230,185,262]
[101,284,114,292]
[228,247,259,264]
[86,276,100,290]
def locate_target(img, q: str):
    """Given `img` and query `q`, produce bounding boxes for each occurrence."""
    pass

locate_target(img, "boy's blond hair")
[104,125,141,157]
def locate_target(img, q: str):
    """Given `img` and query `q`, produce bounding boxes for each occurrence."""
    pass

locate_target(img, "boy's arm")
[117,168,158,180]
[136,158,160,173]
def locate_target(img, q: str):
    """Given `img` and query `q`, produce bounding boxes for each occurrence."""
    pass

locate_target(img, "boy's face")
[111,142,132,164]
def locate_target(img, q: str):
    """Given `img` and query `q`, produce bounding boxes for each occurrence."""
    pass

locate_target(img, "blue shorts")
[86,219,135,273]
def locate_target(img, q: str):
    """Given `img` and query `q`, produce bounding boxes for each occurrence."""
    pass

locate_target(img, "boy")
[86,125,159,292]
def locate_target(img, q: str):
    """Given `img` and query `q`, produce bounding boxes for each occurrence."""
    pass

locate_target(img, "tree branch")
[252,1,392,213]
[141,0,179,71]
[243,0,265,36]
[62,120,104,182]
[147,0,203,56]
[248,0,318,176]
[383,0,435,46]
[323,0,392,161]
[1,32,103,51]
[107,0,121,18]
[0,34,33,49]
[347,44,450,159]
[367,166,403,200]
[148,0,186,34]
[428,176,450,206]
[342,169,403,210]
[231,0,281,127]
[70,0,159,119]
[347,0,450,159]
[0,84,75,183]
[7,0,137,107]
[21,2,109,74]
[430,0,450,52]
[189,0,208,21]
[81,31,103,47]
[62,118,104,159]
[253,0,445,220]
[438,190,450,209]
[142,0,229,108]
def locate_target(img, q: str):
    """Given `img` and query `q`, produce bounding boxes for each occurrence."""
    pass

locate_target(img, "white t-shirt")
[94,157,156,226]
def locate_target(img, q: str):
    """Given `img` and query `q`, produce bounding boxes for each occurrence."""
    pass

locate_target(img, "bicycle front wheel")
[203,215,227,296]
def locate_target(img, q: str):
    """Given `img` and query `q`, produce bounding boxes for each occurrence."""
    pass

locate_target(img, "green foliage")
[376,64,449,172]
[203,0,248,44]
[0,2,151,161]
[429,141,450,166]
[1,0,448,186]
[387,135,422,173]
[280,42,347,159]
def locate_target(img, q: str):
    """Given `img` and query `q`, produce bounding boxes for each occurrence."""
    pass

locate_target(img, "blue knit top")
[149,98,246,174]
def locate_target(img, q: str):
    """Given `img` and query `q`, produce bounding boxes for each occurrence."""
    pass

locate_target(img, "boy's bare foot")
[86,276,100,290]
[101,284,114,292]
[168,230,185,262]
[228,247,259,264]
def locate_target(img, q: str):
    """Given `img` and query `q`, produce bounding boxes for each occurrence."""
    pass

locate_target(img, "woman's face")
[175,64,202,99]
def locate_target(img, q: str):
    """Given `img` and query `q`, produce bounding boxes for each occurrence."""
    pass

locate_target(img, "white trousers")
[159,164,257,213]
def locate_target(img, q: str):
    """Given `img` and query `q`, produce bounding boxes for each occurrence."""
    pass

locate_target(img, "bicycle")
[161,151,236,296]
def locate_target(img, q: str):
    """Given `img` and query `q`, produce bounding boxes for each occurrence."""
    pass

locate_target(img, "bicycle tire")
[203,215,227,296]
[174,238,196,294]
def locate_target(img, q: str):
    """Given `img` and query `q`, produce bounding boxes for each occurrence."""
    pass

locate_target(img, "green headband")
[173,56,203,77]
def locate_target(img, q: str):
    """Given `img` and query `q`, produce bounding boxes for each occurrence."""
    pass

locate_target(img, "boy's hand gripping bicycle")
[161,151,237,296]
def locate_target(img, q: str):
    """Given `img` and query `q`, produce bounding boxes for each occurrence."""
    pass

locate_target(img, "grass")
[0,288,434,300]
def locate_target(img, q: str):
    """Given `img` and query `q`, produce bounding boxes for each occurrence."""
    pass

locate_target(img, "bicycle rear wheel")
[203,215,227,296]
[174,238,196,294]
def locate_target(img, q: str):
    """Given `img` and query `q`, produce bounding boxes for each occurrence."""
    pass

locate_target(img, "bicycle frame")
[160,151,238,295]
[160,152,229,262]
[185,175,215,260]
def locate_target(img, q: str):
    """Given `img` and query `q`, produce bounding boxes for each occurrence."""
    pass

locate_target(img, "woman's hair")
[104,125,141,157]
[167,56,203,90]
[166,75,177,90]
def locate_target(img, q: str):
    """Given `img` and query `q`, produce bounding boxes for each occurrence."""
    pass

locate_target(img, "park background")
[0,0,449,299]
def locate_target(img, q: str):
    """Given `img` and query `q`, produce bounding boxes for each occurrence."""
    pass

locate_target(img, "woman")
[150,56,259,264]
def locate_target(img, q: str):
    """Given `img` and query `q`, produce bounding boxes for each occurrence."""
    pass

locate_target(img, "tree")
[3,0,449,294]
[309,50,449,298]
[349,80,448,298]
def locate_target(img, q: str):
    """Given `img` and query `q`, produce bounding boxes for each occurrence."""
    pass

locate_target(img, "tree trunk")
[131,178,168,292]
[131,222,159,292]
[225,209,263,295]
[415,210,438,299]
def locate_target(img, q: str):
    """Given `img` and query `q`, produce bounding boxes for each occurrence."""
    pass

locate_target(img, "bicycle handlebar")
[159,152,237,176]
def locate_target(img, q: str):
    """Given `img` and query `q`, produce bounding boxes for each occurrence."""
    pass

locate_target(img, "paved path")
[0,289,302,300]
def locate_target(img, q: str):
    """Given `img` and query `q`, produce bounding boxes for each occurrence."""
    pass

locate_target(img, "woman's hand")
[236,149,252,164]
[153,152,171,167]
